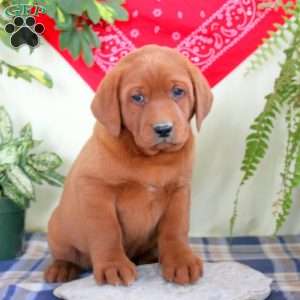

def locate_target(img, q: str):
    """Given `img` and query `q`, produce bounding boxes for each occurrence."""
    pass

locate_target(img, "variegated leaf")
[29,152,63,171]
[0,172,6,183]
[2,181,27,209]
[17,66,53,88]
[20,123,32,139]
[0,106,13,143]
[40,170,65,187]
[6,165,34,198]
[17,139,34,164]
[0,144,18,165]
[23,164,43,184]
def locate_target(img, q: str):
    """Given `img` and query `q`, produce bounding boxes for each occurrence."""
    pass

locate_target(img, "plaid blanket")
[0,233,299,300]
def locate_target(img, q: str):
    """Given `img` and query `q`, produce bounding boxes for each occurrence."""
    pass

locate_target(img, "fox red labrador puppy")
[45,45,213,286]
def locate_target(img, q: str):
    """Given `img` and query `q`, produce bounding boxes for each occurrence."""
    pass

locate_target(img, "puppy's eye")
[171,87,185,100]
[131,94,145,104]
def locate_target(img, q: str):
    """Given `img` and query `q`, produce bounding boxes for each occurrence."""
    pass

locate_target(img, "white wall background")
[1,39,299,237]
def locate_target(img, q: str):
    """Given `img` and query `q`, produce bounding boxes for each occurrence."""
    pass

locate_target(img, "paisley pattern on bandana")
[39,0,285,90]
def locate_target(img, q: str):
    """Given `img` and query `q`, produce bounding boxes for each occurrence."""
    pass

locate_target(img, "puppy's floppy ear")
[188,62,213,131]
[91,68,122,137]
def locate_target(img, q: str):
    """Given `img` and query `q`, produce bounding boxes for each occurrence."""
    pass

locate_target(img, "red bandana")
[40,0,284,90]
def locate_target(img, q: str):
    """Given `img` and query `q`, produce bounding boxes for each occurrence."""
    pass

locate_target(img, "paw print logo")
[5,16,44,48]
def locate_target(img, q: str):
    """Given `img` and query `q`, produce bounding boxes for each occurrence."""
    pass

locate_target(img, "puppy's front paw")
[161,250,203,285]
[44,260,81,283]
[94,256,137,286]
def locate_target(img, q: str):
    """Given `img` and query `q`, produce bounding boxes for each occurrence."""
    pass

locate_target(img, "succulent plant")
[0,106,64,209]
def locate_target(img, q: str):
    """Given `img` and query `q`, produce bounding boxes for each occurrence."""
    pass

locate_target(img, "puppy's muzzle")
[153,122,173,138]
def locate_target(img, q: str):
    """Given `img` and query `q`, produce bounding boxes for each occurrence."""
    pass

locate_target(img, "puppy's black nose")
[153,122,173,138]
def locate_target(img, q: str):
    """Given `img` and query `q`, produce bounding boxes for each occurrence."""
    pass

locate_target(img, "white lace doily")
[54,262,272,300]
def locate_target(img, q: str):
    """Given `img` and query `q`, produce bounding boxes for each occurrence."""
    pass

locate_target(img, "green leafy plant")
[231,0,300,234]
[0,106,64,209]
[3,0,129,65]
[45,0,128,65]
[0,59,53,87]
[245,0,299,74]
[46,0,129,65]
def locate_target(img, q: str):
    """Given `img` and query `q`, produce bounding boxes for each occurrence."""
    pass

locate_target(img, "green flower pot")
[0,197,25,260]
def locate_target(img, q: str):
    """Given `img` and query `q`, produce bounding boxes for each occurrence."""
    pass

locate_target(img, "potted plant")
[0,106,64,260]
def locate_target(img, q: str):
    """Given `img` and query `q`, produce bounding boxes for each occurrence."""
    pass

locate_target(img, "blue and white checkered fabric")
[0,233,299,300]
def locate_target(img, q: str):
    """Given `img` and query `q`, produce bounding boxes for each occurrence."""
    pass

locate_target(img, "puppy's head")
[92,45,213,155]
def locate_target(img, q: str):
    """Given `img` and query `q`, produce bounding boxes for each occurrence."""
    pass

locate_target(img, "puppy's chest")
[116,183,170,250]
